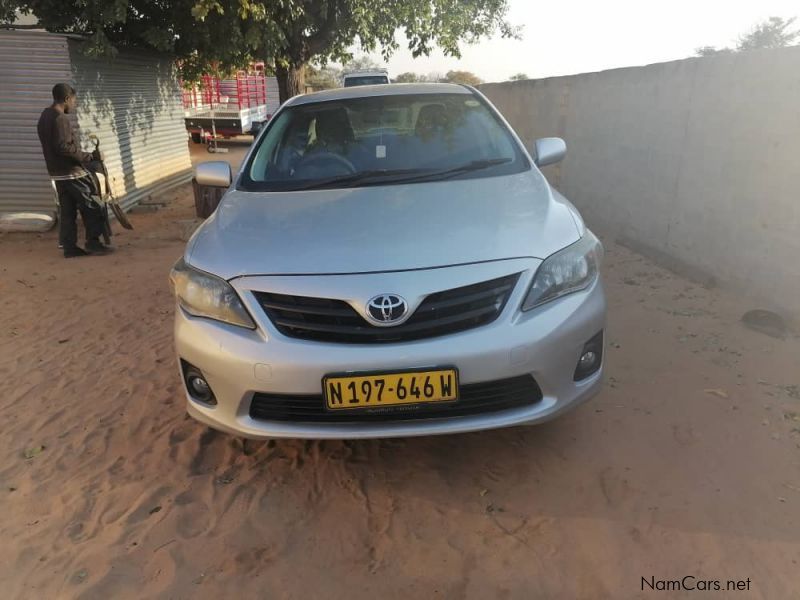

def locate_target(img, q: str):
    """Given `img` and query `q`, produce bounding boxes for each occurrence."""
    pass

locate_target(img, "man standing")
[37,83,111,258]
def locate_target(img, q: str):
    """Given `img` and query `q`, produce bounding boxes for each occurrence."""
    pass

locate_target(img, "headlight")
[522,230,602,311]
[169,258,255,329]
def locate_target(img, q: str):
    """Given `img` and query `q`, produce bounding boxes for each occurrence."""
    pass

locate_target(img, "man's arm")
[54,114,92,164]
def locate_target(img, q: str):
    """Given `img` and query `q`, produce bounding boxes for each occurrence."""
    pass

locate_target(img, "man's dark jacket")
[37,107,91,177]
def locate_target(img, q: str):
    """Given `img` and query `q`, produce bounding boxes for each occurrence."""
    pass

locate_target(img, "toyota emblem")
[366,294,408,326]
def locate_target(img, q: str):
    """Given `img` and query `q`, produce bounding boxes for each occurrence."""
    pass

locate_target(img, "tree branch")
[305,0,340,59]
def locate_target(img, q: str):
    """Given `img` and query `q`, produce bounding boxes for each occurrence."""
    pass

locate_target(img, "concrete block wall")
[480,46,800,323]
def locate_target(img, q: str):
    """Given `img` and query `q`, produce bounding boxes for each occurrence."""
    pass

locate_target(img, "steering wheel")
[293,151,356,177]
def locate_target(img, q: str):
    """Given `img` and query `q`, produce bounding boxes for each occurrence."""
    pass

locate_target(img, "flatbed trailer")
[182,64,279,143]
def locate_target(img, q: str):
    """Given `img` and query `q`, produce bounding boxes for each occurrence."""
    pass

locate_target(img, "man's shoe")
[64,247,89,258]
[85,240,114,254]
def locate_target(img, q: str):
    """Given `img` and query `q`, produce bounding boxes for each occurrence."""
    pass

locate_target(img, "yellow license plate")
[323,368,459,410]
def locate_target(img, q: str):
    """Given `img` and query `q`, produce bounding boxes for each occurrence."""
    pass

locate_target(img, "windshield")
[240,93,528,191]
[344,76,389,86]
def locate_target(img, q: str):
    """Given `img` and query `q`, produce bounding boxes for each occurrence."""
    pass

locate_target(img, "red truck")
[182,63,279,144]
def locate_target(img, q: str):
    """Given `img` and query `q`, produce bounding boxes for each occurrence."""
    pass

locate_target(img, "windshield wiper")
[393,158,513,184]
[286,168,430,191]
[284,158,513,191]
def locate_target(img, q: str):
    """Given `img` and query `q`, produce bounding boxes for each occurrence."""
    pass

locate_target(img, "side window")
[249,112,319,180]
[249,113,291,180]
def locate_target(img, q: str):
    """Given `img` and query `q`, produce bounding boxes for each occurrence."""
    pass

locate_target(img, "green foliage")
[508,72,528,81]
[736,16,798,51]
[2,0,517,99]
[441,69,482,86]
[694,46,734,57]
[306,64,342,90]
[695,15,798,57]
[1,1,21,22]
[394,72,444,83]
[342,55,381,72]
[394,71,423,83]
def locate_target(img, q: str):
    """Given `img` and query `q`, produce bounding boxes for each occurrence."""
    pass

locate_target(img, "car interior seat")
[415,104,449,138]
[314,108,355,148]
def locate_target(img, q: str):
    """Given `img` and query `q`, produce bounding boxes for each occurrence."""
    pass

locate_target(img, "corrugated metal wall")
[265,76,281,119]
[69,42,192,210]
[0,31,72,215]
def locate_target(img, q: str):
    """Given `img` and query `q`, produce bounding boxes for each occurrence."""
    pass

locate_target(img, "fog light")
[573,330,603,381]
[579,351,598,370]
[181,360,217,405]
[189,375,210,396]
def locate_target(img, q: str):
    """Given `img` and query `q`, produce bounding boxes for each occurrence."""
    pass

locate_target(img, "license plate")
[323,368,459,410]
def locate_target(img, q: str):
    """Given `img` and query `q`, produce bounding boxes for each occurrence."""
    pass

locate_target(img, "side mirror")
[534,137,566,167]
[195,161,232,187]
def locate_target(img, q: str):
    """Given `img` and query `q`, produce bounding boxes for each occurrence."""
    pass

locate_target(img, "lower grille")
[249,375,543,423]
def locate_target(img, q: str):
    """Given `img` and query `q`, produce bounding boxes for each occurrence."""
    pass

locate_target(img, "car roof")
[286,83,474,107]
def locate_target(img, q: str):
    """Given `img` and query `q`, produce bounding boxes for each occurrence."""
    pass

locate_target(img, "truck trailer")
[183,64,279,144]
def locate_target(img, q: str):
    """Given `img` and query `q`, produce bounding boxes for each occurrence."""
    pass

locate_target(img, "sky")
[346,0,799,83]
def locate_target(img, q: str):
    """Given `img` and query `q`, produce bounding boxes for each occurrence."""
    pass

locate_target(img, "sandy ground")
[1,184,799,600]
[188,137,251,172]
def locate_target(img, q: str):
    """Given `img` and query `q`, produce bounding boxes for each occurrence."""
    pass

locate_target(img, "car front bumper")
[174,261,606,439]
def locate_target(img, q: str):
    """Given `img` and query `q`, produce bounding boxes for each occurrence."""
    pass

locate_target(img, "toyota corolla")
[170,83,606,439]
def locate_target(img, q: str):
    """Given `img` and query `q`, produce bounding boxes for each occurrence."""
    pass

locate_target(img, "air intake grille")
[249,375,542,422]
[253,273,520,344]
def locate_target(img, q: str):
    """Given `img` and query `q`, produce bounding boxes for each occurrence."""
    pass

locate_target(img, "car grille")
[252,273,520,344]
[249,375,543,423]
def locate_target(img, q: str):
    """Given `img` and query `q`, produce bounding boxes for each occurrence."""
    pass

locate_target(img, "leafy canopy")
[441,70,482,86]
[736,16,798,51]
[695,15,798,57]
[390,69,483,85]
[5,0,518,85]
[394,71,425,83]
[342,55,382,72]
[305,64,342,90]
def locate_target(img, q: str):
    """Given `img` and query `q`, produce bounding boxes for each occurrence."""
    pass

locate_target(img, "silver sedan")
[170,83,606,439]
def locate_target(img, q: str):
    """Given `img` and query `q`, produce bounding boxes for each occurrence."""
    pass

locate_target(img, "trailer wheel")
[190,132,202,144]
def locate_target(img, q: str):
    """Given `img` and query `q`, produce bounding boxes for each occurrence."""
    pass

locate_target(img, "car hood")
[186,170,581,279]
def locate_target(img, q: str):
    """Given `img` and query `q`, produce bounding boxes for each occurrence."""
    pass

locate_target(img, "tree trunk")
[276,63,306,104]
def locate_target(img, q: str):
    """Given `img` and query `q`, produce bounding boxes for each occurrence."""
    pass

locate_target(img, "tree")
[306,64,342,91]
[394,72,423,83]
[394,71,442,83]
[442,70,483,86]
[0,3,18,23]
[509,72,529,81]
[737,16,799,51]
[694,46,734,57]
[342,55,381,72]
[695,15,798,57]
[5,0,518,103]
